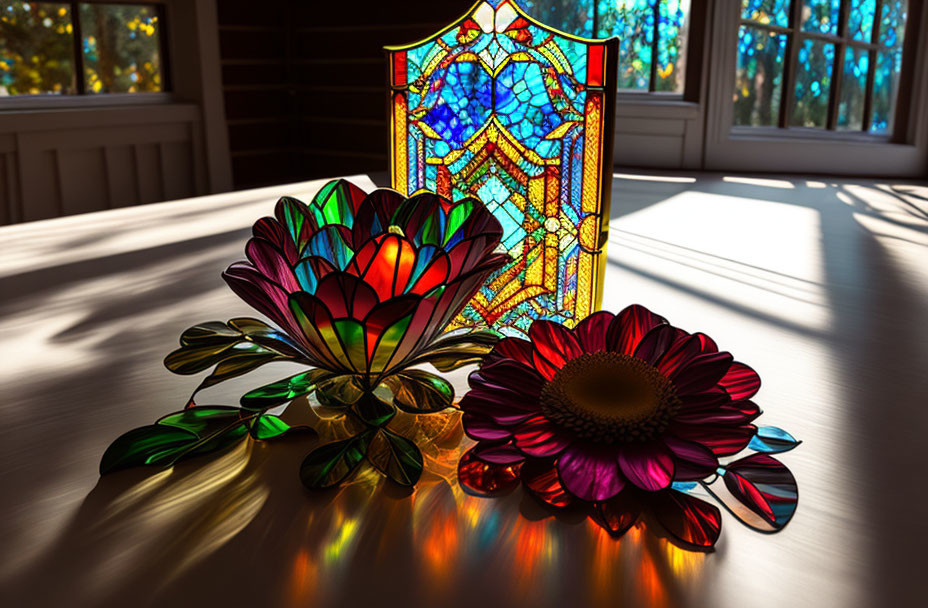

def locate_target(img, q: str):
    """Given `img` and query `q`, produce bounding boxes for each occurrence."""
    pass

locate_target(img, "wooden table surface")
[1,172,926,608]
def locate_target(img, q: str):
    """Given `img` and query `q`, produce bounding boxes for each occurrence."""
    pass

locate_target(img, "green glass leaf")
[190,423,250,455]
[194,349,286,394]
[179,321,241,346]
[100,425,199,474]
[383,369,454,414]
[157,406,242,435]
[248,414,293,440]
[300,431,374,489]
[406,330,500,371]
[229,317,307,359]
[240,369,334,410]
[352,390,396,426]
[366,429,423,487]
[315,374,366,406]
[164,341,243,375]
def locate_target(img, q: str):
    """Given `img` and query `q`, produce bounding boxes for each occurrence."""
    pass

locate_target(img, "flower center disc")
[540,351,679,443]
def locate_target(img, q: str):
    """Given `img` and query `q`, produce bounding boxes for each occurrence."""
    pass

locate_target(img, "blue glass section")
[422,61,493,147]
[848,0,877,41]
[495,62,563,156]
[801,0,840,35]
[748,426,800,454]
[741,0,790,27]
[671,481,698,492]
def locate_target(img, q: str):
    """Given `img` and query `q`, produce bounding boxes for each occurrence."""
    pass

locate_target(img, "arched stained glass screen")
[386,0,618,337]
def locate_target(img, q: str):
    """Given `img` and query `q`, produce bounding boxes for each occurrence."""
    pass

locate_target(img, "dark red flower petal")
[521,459,573,507]
[718,362,762,401]
[633,325,685,365]
[655,334,704,377]
[487,336,535,367]
[458,447,522,496]
[674,400,761,425]
[693,332,718,353]
[618,441,675,491]
[471,442,525,465]
[670,423,757,457]
[529,320,584,379]
[671,352,734,395]
[474,359,545,399]
[677,387,731,411]
[459,389,540,426]
[663,436,719,481]
[652,491,722,548]
[606,304,667,355]
[573,310,614,353]
[557,444,625,502]
[511,415,573,458]
[593,492,640,538]
[461,412,512,442]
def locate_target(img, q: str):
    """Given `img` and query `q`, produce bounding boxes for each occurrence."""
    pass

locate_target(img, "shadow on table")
[3,408,713,608]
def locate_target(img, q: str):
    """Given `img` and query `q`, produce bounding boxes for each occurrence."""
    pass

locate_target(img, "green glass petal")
[300,431,373,489]
[369,314,412,373]
[366,429,423,487]
[157,406,242,435]
[240,369,334,410]
[383,369,454,414]
[249,414,292,440]
[443,199,473,245]
[334,319,368,371]
[100,425,199,474]
[164,341,241,375]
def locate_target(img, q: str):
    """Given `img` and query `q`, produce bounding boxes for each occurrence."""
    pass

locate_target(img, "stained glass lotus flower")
[100,179,508,489]
[457,304,799,549]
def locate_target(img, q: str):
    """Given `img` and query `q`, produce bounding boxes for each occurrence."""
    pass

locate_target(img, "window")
[0,1,165,96]
[520,0,691,93]
[735,0,908,133]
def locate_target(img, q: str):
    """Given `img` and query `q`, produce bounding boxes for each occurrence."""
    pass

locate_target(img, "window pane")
[837,47,868,130]
[871,49,902,133]
[733,25,786,127]
[741,0,790,27]
[654,0,689,92]
[79,3,163,94]
[791,39,834,128]
[848,0,876,42]
[800,0,839,35]
[599,0,656,91]
[878,0,907,48]
[521,0,594,37]
[0,2,75,96]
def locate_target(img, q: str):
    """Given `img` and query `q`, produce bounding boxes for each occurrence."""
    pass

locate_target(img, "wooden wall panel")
[58,147,109,216]
[105,145,140,208]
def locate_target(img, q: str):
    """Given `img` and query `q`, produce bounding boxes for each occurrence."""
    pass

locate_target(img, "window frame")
[738,0,902,133]
[0,0,171,103]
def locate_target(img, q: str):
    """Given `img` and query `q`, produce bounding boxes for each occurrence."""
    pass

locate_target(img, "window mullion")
[862,0,884,131]
[649,0,659,92]
[70,1,85,94]
[780,0,804,128]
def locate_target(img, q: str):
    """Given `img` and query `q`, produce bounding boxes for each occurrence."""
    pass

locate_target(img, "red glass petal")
[529,320,584,380]
[458,447,522,496]
[618,441,675,491]
[462,412,512,442]
[723,453,798,529]
[521,459,573,507]
[487,336,535,367]
[557,444,625,502]
[655,334,703,377]
[471,442,525,465]
[606,304,667,355]
[718,362,762,401]
[663,435,718,481]
[573,310,614,353]
[633,325,685,366]
[593,493,640,538]
[670,423,757,457]
[672,352,734,395]
[511,415,572,457]
[653,491,722,548]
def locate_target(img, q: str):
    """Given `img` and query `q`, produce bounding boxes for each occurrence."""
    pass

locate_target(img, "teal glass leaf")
[748,426,800,454]
[366,428,423,486]
[300,431,373,489]
[383,369,454,414]
[100,425,199,474]
[240,369,334,410]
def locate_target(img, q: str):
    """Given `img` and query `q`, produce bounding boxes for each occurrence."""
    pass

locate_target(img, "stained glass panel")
[519,0,593,37]
[791,39,834,128]
[871,49,902,133]
[733,26,786,127]
[800,0,839,35]
[837,46,868,130]
[0,2,74,95]
[655,0,689,92]
[387,1,616,337]
[741,0,790,27]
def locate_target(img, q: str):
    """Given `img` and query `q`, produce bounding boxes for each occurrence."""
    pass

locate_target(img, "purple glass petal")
[618,441,675,491]
[557,444,625,502]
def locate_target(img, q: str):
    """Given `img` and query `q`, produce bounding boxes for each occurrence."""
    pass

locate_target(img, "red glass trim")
[393,51,407,87]
[587,44,604,87]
